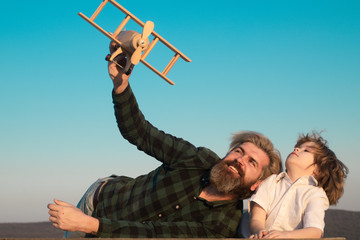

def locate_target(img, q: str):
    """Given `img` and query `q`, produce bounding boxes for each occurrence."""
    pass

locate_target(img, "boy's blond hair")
[295,132,349,205]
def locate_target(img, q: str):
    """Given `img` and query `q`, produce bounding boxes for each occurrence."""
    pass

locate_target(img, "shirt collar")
[276,172,319,186]
[200,170,210,188]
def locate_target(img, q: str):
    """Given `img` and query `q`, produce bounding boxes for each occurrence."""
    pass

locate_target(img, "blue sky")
[1,0,359,222]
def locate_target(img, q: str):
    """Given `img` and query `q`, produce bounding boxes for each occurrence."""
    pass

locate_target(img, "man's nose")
[235,155,247,164]
[294,147,300,152]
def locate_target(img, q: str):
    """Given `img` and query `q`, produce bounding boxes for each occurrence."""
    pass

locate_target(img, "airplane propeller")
[130,21,154,65]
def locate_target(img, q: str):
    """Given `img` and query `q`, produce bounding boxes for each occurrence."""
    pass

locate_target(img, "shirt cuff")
[96,217,113,238]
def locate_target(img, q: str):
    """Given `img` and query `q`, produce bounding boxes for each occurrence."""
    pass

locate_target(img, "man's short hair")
[229,131,282,180]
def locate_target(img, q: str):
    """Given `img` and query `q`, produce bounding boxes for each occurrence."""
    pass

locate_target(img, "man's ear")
[250,180,262,192]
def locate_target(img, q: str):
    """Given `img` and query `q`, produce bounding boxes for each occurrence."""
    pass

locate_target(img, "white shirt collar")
[276,172,318,186]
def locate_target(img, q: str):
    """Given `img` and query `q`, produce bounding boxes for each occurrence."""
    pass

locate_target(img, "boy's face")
[285,142,316,174]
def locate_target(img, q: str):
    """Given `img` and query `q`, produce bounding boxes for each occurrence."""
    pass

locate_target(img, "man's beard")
[210,160,255,199]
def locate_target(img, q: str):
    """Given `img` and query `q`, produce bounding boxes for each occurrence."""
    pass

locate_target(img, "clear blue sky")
[1,0,359,222]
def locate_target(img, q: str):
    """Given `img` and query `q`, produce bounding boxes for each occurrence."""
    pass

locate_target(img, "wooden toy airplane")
[78,0,191,85]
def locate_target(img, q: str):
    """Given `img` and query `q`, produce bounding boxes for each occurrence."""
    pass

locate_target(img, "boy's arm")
[249,202,268,239]
[262,227,322,239]
[249,203,322,239]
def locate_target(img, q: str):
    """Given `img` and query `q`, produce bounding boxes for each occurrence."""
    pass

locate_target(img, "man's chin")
[210,163,256,198]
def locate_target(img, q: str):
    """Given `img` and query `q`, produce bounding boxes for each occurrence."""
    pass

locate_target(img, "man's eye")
[235,148,242,153]
[250,159,256,166]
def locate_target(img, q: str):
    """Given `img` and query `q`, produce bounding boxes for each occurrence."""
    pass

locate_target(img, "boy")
[248,132,348,239]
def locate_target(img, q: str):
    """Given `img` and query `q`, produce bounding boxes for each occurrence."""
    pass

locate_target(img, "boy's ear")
[250,180,262,192]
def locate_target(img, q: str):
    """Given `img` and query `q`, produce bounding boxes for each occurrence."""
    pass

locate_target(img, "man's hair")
[295,131,349,205]
[229,131,282,181]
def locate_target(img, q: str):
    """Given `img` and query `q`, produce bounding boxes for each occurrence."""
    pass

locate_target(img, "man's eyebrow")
[238,146,245,152]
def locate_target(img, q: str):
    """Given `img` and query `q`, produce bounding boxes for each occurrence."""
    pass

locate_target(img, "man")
[48,53,282,238]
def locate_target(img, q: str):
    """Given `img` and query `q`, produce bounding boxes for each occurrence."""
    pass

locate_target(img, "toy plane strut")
[78,0,191,85]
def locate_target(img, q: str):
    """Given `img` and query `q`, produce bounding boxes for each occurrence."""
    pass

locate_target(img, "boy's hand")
[250,229,268,239]
[262,230,289,239]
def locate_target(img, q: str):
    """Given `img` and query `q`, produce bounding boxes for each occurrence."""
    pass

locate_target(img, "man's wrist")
[82,216,99,235]
[114,83,128,94]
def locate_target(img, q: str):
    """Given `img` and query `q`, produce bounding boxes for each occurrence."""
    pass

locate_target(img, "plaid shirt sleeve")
[112,84,216,169]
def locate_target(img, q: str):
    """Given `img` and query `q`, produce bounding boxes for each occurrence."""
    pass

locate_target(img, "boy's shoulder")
[257,173,283,189]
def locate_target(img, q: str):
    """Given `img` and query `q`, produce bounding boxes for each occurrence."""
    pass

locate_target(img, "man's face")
[210,142,270,197]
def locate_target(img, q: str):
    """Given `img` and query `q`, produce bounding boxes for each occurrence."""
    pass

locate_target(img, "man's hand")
[47,199,99,234]
[108,41,133,94]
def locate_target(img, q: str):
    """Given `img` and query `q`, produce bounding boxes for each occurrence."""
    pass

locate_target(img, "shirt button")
[158,213,162,218]
[175,204,180,209]
[193,196,197,200]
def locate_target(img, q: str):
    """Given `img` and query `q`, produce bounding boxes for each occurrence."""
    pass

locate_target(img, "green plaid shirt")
[94,85,243,238]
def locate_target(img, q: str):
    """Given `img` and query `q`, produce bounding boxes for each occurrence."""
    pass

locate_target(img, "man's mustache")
[225,160,245,177]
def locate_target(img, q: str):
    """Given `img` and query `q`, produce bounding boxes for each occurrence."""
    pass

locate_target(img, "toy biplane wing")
[78,0,191,85]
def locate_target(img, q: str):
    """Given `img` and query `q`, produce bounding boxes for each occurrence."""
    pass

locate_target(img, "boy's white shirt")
[249,172,329,233]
